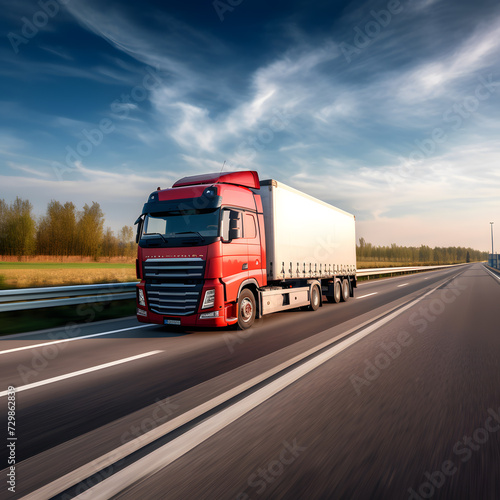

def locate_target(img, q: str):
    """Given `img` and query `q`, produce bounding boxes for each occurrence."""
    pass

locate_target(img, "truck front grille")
[143,258,205,316]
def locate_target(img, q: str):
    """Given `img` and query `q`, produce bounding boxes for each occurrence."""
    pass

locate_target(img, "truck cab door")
[243,212,264,285]
[221,209,249,300]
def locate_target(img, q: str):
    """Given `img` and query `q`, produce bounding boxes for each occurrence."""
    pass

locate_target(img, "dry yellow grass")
[0,255,135,263]
[0,267,137,288]
[357,260,413,269]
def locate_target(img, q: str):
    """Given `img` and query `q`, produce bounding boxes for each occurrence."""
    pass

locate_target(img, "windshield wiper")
[144,233,168,244]
[176,231,206,242]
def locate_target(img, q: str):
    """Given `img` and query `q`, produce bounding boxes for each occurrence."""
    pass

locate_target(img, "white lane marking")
[34,279,448,500]
[483,265,500,281]
[356,293,378,299]
[0,324,156,356]
[0,351,163,398]
[397,283,409,287]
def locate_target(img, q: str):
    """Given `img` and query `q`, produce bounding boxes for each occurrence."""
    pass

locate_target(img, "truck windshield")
[142,208,220,242]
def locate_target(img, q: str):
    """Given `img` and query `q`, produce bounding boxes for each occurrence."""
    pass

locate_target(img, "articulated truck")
[135,171,356,329]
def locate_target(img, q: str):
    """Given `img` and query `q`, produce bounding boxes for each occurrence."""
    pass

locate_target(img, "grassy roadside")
[0,260,138,336]
[0,299,137,336]
[0,262,137,289]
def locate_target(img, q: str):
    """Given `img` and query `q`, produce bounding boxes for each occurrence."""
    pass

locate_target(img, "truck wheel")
[341,279,350,302]
[237,289,256,330]
[309,284,320,311]
[327,281,341,303]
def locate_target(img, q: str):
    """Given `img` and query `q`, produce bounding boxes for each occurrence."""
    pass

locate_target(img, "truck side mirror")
[222,209,242,242]
[229,212,242,240]
[134,216,143,244]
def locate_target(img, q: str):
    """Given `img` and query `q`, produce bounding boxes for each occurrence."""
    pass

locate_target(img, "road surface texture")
[1,263,499,499]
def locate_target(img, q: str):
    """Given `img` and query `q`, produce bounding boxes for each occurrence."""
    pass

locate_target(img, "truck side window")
[244,213,257,239]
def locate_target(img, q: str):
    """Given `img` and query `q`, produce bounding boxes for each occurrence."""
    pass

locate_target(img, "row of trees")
[357,238,488,264]
[0,198,135,259]
[0,197,488,263]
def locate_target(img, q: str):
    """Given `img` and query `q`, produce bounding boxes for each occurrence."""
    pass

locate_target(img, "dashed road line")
[0,324,156,356]
[0,351,163,397]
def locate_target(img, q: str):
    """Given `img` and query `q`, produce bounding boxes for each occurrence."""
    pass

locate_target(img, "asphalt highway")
[1,263,499,499]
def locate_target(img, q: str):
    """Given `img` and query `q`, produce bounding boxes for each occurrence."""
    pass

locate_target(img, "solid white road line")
[0,324,156,356]
[0,351,163,398]
[356,293,378,299]
[29,279,448,500]
[397,283,409,287]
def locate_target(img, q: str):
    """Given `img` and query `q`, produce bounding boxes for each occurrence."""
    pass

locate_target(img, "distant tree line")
[357,237,487,264]
[0,197,488,264]
[0,198,135,260]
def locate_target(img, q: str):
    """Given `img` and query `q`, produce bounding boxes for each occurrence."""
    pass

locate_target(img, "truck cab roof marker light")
[203,186,218,198]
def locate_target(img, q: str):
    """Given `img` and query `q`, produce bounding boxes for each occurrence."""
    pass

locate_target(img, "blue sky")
[1,0,499,248]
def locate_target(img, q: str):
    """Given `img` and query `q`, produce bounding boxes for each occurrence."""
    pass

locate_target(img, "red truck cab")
[135,171,267,328]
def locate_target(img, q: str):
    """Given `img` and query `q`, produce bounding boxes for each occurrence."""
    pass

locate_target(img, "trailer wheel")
[237,289,256,330]
[309,284,321,311]
[327,281,341,303]
[341,279,350,302]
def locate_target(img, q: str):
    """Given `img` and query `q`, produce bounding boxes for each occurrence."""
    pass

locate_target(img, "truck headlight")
[137,288,146,306]
[201,289,215,309]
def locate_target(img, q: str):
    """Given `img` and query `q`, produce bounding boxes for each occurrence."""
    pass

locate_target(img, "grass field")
[0,262,137,289]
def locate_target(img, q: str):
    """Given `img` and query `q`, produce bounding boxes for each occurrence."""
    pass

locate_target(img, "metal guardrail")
[357,263,464,278]
[0,263,467,313]
[484,264,500,276]
[0,282,138,313]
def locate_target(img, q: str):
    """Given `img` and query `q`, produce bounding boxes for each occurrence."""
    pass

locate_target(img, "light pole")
[490,222,494,255]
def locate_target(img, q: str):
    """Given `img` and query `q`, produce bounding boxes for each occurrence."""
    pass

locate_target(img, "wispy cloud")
[1,0,500,246]
[7,161,51,178]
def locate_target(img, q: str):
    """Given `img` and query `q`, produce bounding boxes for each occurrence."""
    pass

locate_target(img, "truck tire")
[341,279,350,302]
[309,284,321,311]
[327,280,341,303]
[237,289,256,330]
